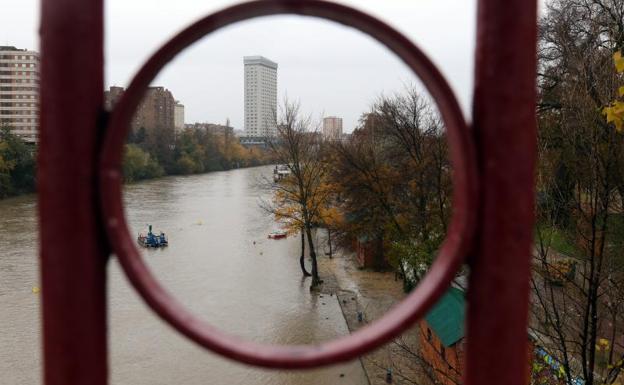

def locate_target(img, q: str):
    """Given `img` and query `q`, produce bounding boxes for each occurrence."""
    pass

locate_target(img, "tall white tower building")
[0,46,40,143]
[244,56,277,137]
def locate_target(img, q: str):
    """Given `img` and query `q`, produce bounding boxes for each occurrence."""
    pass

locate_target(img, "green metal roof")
[424,287,465,347]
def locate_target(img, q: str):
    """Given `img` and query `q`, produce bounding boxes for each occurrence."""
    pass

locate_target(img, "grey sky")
[3,1,545,132]
[105,0,478,132]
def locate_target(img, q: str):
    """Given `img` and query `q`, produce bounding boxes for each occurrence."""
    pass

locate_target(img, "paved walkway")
[317,254,422,385]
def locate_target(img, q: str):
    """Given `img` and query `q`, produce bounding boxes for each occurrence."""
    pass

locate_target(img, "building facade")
[0,46,40,143]
[104,86,176,131]
[103,86,124,111]
[132,86,175,131]
[322,116,343,140]
[354,235,388,270]
[174,101,185,134]
[244,56,277,137]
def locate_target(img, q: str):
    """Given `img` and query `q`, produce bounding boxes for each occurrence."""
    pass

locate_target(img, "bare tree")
[263,99,331,287]
[532,1,624,384]
[328,86,451,289]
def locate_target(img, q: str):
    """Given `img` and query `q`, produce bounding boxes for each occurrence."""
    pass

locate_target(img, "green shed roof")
[424,287,465,347]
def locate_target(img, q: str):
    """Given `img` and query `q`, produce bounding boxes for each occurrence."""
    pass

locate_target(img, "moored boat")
[273,164,290,182]
[268,230,287,239]
[138,224,168,248]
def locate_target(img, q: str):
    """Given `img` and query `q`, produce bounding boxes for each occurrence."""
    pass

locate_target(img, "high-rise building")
[0,46,40,143]
[104,85,176,131]
[323,116,343,140]
[174,101,185,133]
[244,56,277,137]
[133,86,175,131]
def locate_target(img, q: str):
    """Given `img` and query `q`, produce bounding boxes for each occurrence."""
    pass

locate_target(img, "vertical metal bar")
[465,1,538,385]
[39,0,107,384]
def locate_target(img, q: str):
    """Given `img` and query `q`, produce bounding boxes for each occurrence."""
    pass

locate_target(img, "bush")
[122,144,164,183]
[0,126,36,198]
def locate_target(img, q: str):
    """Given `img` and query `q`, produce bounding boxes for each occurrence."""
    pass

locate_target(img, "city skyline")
[1,0,483,133]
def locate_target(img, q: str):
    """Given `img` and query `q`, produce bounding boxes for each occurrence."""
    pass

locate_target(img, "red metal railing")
[38,0,537,384]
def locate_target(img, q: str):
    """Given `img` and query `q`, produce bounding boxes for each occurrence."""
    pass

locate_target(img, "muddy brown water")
[0,165,367,385]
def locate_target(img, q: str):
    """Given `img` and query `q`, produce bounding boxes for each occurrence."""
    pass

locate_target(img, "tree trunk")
[305,225,321,286]
[374,230,384,271]
[300,230,311,277]
[327,228,333,258]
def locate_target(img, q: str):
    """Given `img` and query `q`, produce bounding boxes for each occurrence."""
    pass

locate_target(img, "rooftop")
[425,287,465,347]
[0,46,36,53]
[243,55,278,70]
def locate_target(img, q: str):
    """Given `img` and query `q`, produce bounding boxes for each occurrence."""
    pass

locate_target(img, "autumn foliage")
[267,88,452,290]
[602,51,624,132]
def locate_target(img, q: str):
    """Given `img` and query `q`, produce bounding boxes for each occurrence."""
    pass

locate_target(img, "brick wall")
[419,320,464,385]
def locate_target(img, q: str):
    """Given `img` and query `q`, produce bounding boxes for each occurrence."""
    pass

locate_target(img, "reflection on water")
[0,166,367,385]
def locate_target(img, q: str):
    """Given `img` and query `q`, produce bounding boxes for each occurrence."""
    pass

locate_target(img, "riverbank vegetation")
[0,125,36,199]
[0,122,272,198]
[330,89,450,291]
[267,87,450,290]
[123,125,271,183]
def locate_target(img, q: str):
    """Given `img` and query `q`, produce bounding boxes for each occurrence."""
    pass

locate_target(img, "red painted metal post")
[38,0,107,384]
[465,1,538,385]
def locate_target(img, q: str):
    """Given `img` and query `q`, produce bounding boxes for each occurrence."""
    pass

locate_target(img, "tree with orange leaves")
[263,100,330,286]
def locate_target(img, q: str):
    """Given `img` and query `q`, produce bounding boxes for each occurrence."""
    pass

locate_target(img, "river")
[0,165,368,385]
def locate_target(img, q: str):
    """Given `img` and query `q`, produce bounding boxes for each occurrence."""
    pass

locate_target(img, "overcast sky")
[2,1,544,133]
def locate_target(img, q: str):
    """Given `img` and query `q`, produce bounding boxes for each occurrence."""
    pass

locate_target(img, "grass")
[535,225,577,257]
[536,214,624,258]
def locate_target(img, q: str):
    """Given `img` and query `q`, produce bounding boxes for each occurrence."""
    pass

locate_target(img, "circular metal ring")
[100,0,477,369]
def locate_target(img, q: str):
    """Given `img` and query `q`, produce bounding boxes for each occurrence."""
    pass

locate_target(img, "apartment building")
[104,85,176,131]
[0,46,40,143]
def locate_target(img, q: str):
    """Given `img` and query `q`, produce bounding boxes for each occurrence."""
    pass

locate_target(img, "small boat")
[138,224,168,248]
[268,231,287,239]
[273,164,291,182]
